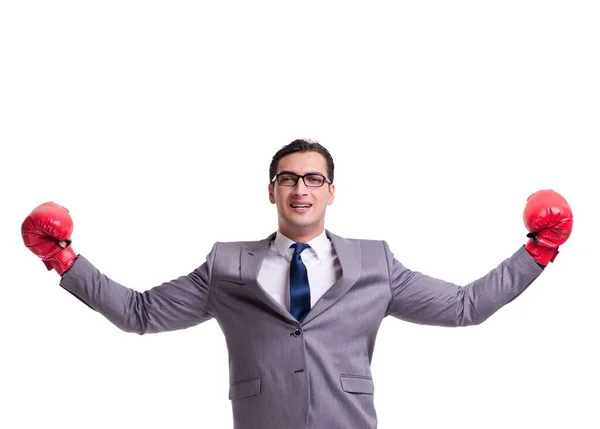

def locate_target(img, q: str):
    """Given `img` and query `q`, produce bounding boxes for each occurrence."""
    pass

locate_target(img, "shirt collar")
[273,230,330,259]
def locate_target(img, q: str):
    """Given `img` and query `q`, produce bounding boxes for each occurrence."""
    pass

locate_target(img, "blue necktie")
[290,243,311,322]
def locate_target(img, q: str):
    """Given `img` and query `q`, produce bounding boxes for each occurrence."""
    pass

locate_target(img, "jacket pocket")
[339,374,374,395]
[228,377,261,400]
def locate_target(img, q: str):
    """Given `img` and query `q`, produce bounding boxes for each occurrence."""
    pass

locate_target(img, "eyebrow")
[277,170,325,176]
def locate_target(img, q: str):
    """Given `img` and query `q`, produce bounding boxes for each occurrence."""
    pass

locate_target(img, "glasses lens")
[277,174,298,186]
[304,174,325,187]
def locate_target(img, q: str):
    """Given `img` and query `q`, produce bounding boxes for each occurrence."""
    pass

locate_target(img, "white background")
[1,1,599,428]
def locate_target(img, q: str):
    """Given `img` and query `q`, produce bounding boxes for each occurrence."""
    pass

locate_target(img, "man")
[21,139,573,429]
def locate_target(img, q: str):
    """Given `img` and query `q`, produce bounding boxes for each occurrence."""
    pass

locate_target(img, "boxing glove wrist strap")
[43,246,78,276]
[525,240,558,267]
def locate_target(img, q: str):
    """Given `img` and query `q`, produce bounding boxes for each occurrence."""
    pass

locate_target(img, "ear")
[327,183,335,205]
[268,183,276,204]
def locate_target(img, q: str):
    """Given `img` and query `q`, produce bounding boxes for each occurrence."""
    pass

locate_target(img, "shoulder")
[209,232,276,252]
[325,230,387,250]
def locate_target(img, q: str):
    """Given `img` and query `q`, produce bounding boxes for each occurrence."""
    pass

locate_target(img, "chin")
[281,213,310,226]
[288,219,314,228]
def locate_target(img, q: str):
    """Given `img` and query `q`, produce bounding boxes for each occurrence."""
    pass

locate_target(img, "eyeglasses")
[271,172,331,188]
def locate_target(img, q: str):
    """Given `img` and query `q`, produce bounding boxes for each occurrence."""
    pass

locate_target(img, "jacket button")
[293,329,302,337]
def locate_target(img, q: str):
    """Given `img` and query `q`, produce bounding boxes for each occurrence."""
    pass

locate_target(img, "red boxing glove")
[22,201,78,275]
[523,189,573,266]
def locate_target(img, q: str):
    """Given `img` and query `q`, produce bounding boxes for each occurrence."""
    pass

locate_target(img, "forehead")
[276,151,328,174]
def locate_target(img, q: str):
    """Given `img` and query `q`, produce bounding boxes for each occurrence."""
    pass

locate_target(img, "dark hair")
[269,139,335,184]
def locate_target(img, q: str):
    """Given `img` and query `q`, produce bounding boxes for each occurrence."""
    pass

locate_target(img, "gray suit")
[59,230,543,429]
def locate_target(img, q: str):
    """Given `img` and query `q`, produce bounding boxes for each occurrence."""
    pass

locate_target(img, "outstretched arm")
[384,243,542,326]
[385,189,573,326]
[22,201,214,334]
[59,249,215,334]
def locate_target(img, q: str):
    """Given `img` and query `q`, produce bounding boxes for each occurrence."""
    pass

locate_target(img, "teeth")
[292,205,310,208]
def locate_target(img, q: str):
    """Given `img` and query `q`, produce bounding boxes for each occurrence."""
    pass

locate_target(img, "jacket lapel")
[302,230,362,325]
[240,232,297,323]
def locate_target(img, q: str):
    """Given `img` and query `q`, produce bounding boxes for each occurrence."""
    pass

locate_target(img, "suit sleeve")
[384,242,544,326]
[58,243,217,334]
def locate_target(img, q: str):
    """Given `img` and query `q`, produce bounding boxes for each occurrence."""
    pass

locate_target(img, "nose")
[292,178,309,195]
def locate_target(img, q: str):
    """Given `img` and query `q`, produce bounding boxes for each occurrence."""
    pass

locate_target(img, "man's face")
[269,151,335,241]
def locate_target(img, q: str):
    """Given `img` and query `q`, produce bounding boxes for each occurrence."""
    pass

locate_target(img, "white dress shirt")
[257,230,342,312]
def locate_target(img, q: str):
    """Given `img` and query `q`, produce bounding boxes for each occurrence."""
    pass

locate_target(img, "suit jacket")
[59,230,543,429]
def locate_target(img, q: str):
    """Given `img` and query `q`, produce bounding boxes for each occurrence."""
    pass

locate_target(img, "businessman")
[22,139,573,429]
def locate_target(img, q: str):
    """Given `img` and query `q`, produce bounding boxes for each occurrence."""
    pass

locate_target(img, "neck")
[279,226,324,244]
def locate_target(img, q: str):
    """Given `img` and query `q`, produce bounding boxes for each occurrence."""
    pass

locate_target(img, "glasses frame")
[271,172,332,188]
